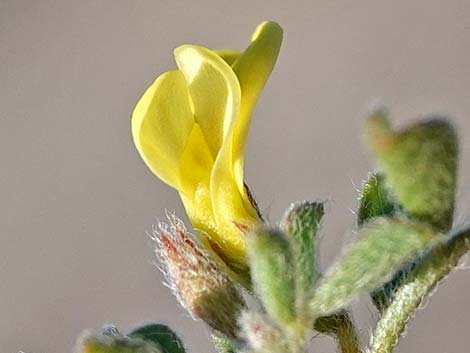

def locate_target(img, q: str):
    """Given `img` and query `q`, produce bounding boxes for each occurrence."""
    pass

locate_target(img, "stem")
[369,226,470,353]
[314,311,362,353]
[336,318,362,353]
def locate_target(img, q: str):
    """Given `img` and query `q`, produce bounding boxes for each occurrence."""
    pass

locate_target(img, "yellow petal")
[210,141,258,263]
[231,21,283,194]
[131,70,194,189]
[208,22,283,267]
[214,48,241,66]
[210,121,260,228]
[178,122,215,234]
[174,45,242,158]
[178,123,213,198]
[178,124,248,271]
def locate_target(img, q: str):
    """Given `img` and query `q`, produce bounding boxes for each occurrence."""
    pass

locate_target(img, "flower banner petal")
[231,21,283,194]
[209,23,283,268]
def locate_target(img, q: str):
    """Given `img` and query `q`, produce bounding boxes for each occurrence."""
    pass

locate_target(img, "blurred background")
[1,1,469,352]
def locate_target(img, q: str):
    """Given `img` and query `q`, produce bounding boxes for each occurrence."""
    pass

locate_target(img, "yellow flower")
[132,21,283,273]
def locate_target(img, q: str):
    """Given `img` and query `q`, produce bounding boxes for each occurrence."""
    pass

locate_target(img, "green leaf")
[366,108,458,231]
[76,326,162,353]
[357,173,399,226]
[129,324,185,353]
[357,173,411,312]
[369,225,470,353]
[281,201,324,310]
[310,217,441,316]
[247,227,295,324]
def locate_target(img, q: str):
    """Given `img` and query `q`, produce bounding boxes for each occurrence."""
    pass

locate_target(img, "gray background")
[1,1,469,352]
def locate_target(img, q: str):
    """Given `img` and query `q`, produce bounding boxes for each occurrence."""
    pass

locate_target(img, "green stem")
[314,311,362,353]
[369,226,470,353]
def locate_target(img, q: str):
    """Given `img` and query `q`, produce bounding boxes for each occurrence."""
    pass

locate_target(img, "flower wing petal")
[131,70,194,189]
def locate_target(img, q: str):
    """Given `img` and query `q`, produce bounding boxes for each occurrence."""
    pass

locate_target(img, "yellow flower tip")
[173,44,238,86]
[251,21,283,42]
[172,44,207,81]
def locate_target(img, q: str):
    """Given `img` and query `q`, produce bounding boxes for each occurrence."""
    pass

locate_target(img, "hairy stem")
[314,311,362,353]
[369,226,470,353]
[336,318,362,353]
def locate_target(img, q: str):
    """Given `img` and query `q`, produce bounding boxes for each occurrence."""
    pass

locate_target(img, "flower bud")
[366,107,458,231]
[153,213,246,339]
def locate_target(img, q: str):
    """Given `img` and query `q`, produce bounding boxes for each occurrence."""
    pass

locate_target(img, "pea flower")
[132,21,283,273]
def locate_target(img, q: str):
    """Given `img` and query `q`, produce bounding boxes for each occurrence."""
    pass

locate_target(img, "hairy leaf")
[310,217,441,315]
[281,201,324,310]
[248,227,295,324]
[366,108,458,231]
[369,225,470,353]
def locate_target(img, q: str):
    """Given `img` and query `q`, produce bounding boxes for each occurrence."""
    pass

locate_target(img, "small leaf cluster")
[235,108,469,353]
[75,108,469,353]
